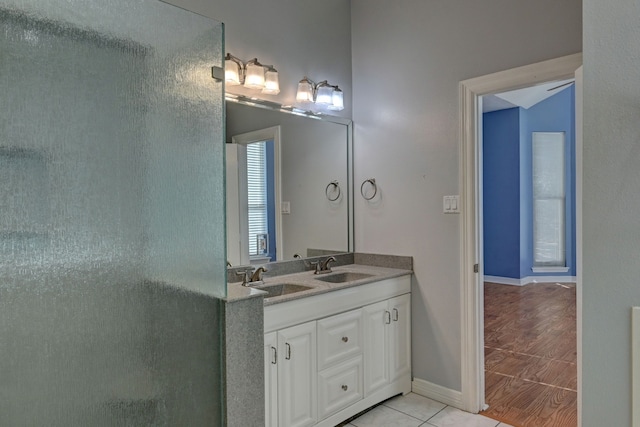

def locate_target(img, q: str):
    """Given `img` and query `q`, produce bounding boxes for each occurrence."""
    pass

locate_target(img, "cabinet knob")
[342,336,349,343]
[341,385,348,391]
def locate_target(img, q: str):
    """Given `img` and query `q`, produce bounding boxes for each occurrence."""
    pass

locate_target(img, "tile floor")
[342,393,512,427]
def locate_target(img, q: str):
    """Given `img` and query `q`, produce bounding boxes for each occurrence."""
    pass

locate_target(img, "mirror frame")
[225,93,354,261]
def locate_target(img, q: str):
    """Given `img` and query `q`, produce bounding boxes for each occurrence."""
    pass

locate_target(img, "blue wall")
[483,86,576,279]
[483,108,522,278]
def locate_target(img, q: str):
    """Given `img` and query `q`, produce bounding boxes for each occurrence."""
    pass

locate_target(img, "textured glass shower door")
[0,0,226,425]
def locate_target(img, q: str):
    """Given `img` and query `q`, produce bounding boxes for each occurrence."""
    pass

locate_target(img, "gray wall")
[350,0,582,391]
[583,0,640,424]
[164,0,353,118]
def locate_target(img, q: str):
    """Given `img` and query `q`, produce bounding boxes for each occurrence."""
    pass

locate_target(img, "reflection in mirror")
[226,126,282,266]
[225,97,352,267]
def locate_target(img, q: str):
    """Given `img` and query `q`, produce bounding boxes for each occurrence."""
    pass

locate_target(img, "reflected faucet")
[235,269,252,286]
[250,266,268,283]
[235,266,268,286]
[314,256,337,275]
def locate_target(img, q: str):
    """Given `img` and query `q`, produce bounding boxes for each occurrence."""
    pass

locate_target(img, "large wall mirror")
[225,96,353,267]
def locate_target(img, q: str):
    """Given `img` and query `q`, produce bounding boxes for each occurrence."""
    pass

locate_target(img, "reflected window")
[246,140,276,260]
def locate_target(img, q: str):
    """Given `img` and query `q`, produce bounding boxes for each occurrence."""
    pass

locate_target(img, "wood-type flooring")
[480,281,577,427]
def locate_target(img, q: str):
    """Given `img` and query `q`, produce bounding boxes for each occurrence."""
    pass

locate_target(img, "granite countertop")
[226,264,412,305]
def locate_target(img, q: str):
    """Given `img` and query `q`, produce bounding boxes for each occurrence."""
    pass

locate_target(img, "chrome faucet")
[235,266,268,286]
[314,256,337,275]
[250,266,268,283]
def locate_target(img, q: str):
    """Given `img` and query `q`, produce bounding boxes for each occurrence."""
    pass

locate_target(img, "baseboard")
[484,275,577,286]
[483,275,526,286]
[411,377,463,409]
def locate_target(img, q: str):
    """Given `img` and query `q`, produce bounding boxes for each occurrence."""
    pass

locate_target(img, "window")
[532,132,566,267]
[246,141,267,257]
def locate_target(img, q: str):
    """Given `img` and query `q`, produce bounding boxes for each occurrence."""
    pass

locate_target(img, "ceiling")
[482,78,574,113]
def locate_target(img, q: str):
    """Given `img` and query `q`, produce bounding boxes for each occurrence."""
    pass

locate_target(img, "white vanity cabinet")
[363,293,411,396]
[265,322,317,427]
[263,274,411,427]
[264,332,278,427]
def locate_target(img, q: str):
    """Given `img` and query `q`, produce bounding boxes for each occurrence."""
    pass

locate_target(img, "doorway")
[479,82,578,425]
[458,53,583,423]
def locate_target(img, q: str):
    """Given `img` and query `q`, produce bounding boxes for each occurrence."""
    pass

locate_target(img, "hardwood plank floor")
[481,281,577,427]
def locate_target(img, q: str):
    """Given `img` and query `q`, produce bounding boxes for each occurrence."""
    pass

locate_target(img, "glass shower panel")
[0,0,225,425]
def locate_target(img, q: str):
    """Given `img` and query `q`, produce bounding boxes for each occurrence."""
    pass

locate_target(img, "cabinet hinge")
[473,264,479,273]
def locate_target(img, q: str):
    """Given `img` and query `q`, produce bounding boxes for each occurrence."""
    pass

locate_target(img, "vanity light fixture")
[225,53,280,95]
[295,76,344,111]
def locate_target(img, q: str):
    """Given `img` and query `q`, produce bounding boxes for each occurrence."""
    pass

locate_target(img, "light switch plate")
[443,195,460,214]
[281,201,291,215]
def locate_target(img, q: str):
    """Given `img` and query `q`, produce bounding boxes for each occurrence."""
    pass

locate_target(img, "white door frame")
[458,53,583,413]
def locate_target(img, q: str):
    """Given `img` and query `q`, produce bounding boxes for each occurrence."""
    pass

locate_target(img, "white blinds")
[532,132,566,266]
[246,141,268,256]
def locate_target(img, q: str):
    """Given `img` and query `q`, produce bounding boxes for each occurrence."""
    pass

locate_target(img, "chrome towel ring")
[360,178,377,200]
[325,180,341,201]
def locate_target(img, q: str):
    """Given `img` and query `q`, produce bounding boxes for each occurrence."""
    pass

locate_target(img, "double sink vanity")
[224,96,411,427]
[226,253,413,427]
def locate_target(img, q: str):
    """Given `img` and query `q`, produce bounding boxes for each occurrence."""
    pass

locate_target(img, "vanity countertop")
[226,264,412,306]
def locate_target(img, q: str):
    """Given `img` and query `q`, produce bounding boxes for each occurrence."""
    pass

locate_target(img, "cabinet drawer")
[317,308,363,370]
[317,356,363,420]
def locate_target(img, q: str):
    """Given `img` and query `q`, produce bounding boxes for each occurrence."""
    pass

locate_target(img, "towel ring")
[325,180,341,201]
[360,178,377,201]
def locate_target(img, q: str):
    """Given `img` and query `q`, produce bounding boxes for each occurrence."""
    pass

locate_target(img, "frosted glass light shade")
[316,84,333,105]
[262,69,280,94]
[225,58,240,86]
[296,78,314,102]
[244,61,265,89]
[328,87,344,111]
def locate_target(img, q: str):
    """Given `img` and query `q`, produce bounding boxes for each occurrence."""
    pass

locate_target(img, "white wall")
[351,0,582,391]
[583,0,640,424]
[164,0,352,118]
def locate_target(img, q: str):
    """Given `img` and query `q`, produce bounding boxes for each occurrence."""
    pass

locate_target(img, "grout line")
[381,399,441,423]
[485,370,577,392]
[485,345,576,365]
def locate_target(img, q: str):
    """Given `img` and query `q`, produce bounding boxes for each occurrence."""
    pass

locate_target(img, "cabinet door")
[264,332,278,427]
[389,294,411,383]
[278,321,317,427]
[363,300,390,396]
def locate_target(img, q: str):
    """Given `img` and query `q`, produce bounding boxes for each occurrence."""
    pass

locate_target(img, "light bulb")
[328,87,344,111]
[244,60,265,89]
[225,58,240,86]
[316,83,333,105]
[262,69,280,95]
[296,77,314,102]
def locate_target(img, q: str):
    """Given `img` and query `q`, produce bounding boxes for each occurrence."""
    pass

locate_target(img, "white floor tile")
[351,405,423,427]
[426,406,500,427]
[497,423,515,427]
[383,393,447,421]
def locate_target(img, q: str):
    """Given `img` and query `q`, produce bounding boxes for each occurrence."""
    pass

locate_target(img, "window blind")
[246,141,267,256]
[532,132,566,266]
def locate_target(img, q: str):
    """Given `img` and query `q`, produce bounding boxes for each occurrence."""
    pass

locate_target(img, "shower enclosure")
[0,0,226,424]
